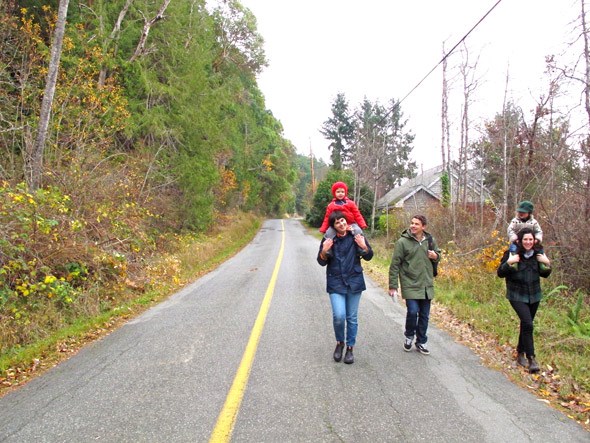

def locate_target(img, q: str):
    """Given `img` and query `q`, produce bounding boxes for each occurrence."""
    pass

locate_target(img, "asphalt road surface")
[0,219,588,442]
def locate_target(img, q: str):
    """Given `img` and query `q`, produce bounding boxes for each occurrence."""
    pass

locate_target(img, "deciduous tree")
[26,0,70,190]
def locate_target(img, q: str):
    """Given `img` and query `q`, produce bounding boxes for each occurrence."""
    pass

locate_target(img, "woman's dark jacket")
[497,250,551,303]
[317,233,373,294]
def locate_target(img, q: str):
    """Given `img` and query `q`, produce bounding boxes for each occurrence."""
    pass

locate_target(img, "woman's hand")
[536,253,551,266]
[354,233,366,247]
[354,234,368,252]
[507,254,520,265]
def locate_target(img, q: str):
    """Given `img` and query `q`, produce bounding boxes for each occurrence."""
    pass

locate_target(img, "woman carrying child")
[497,227,551,373]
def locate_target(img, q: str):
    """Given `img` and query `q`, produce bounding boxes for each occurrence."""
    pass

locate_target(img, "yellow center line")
[209,220,285,443]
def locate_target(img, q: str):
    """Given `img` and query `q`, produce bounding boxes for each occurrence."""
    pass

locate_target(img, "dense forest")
[0,0,331,353]
[1,0,302,221]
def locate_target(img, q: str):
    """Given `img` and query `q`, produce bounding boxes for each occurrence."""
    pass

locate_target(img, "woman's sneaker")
[403,337,413,351]
[415,343,430,355]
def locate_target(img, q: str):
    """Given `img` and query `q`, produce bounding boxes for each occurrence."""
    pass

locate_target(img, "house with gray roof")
[376,164,492,212]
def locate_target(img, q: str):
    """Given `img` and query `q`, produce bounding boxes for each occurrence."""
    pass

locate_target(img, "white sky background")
[239,0,581,170]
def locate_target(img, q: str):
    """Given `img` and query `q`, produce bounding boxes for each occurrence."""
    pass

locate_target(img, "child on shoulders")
[507,200,544,266]
[319,181,368,240]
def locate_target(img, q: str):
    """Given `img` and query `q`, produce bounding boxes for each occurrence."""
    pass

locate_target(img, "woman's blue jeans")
[405,298,432,345]
[329,291,362,347]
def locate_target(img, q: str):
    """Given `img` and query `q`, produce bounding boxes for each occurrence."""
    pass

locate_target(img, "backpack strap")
[426,234,438,277]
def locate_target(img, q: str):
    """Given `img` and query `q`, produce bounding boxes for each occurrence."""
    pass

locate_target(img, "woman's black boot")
[343,346,354,364]
[333,342,345,362]
[516,352,528,368]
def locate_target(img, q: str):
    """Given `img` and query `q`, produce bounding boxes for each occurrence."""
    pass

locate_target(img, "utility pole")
[310,138,316,193]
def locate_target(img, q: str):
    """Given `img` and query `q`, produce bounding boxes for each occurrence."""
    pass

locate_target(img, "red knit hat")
[331,181,348,197]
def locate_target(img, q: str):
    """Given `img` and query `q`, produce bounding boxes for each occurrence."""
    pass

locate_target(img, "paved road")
[0,219,587,442]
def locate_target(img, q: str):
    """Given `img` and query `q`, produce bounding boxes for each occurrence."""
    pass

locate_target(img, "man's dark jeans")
[405,298,432,345]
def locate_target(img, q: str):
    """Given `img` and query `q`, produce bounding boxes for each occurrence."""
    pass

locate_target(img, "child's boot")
[509,242,518,269]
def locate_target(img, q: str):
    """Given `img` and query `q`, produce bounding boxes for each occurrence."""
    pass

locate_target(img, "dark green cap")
[516,200,534,213]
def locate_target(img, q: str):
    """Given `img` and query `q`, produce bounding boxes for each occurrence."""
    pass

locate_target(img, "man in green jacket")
[388,215,440,355]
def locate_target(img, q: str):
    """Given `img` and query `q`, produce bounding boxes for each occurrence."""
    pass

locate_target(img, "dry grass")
[0,212,261,396]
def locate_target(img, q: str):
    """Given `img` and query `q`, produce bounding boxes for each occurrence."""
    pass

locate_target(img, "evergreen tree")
[352,98,415,200]
[293,154,328,216]
[306,170,372,229]
[320,93,354,170]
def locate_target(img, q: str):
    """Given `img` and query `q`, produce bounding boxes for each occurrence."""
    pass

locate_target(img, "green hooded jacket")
[388,229,440,300]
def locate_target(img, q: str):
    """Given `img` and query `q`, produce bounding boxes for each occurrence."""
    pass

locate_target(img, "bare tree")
[547,0,590,219]
[25,0,70,190]
[580,0,590,219]
[129,0,172,63]
[98,0,135,86]
[457,43,480,207]
[441,42,449,170]
[501,66,510,225]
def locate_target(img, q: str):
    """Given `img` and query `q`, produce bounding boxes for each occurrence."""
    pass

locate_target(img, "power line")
[333,0,505,160]
[389,0,504,117]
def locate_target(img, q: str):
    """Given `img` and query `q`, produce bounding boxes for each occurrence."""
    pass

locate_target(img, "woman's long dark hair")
[516,227,543,253]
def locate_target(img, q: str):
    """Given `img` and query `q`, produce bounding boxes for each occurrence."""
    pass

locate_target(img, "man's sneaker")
[415,343,430,355]
[403,337,413,352]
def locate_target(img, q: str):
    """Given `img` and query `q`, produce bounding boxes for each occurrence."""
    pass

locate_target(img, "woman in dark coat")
[497,227,551,373]
[317,211,373,364]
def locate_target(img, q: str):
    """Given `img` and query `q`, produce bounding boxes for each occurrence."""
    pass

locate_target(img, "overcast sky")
[239,0,579,170]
